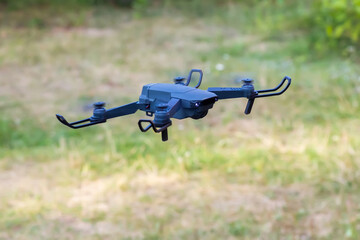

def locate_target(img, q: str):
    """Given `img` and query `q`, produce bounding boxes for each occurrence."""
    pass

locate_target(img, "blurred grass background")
[0,0,359,239]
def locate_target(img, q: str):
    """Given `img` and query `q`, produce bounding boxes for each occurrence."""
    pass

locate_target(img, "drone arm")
[167,98,181,117]
[105,101,139,119]
[208,76,291,115]
[56,101,140,129]
[207,87,252,99]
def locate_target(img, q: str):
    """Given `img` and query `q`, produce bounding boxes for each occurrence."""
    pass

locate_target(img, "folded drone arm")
[208,76,291,114]
[166,98,182,117]
[105,101,139,119]
[207,87,252,99]
[56,101,140,129]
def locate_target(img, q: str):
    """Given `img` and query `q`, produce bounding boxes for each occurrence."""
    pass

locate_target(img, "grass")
[0,4,360,240]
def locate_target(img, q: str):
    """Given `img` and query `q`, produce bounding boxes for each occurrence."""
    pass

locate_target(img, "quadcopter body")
[138,82,217,120]
[56,69,291,141]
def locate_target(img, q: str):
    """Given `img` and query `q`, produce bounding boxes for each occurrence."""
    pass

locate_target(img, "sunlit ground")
[0,8,359,240]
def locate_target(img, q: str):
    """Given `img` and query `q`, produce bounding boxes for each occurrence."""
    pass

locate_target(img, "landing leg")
[161,129,168,142]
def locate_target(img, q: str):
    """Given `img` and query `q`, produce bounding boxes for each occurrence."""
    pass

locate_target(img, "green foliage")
[309,0,360,53]
[0,0,93,10]
[1,0,358,56]
[0,0,135,10]
[132,0,149,18]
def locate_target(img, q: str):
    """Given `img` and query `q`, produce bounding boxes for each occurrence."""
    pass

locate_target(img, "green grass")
[0,3,360,240]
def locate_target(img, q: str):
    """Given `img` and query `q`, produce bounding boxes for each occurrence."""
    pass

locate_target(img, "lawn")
[0,4,359,240]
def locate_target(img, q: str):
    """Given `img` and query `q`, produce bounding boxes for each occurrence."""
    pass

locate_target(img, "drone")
[56,69,291,141]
